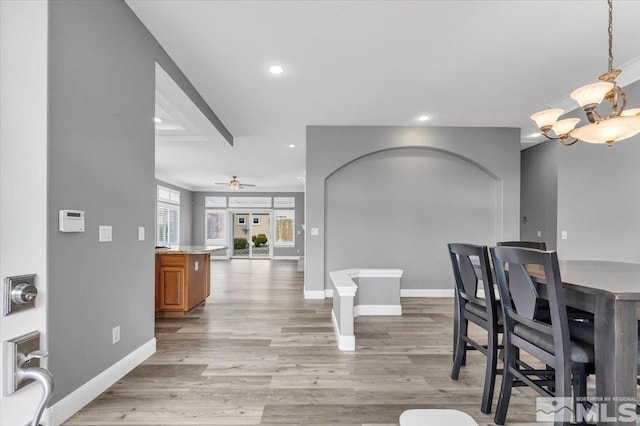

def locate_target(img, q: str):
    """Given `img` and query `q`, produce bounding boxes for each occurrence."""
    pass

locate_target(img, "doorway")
[231,211,272,258]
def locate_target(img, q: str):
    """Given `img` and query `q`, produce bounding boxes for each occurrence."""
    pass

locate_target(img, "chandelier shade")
[530,0,639,146]
[552,118,581,137]
[530,109,565,130]
[570,116,640,144]
[570,82,614,108]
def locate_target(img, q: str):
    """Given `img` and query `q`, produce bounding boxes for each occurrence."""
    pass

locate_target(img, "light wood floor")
[65,260,544,425]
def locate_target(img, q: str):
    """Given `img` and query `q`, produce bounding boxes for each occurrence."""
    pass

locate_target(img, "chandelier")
[530,0,640,146]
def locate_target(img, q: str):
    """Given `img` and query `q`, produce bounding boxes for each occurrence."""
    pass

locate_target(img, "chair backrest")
[448,243,498,323]
[498,241,547,250]
[490,246,571,369]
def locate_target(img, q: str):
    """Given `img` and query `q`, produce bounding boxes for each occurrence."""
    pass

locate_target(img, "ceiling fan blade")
[239,184,256,187]
[214,182,229,185]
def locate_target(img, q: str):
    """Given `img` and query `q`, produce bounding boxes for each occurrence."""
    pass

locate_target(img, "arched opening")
[325,146,500,291]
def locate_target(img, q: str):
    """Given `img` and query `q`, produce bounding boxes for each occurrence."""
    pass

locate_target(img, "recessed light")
[154,117,162,123]
[268,64,285,75]
[289,144,296,148]
[416,115,430,122]
[530,132,542,138]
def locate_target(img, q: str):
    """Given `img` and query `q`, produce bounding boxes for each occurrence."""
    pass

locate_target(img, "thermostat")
[59,210,85,232]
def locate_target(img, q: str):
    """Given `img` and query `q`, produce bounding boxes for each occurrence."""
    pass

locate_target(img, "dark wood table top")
[552,260,640,301]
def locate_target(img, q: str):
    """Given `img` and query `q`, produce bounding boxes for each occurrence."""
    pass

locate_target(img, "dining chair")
[490,246,595,426]
[498,241,593,323]
[497,241,547,250]
[449,243,501,414]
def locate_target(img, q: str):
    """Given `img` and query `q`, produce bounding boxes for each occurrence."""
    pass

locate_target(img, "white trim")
[352,268,403,279]
[329,270,358,297]
[271,256,299,260]
[331,310,355,351]
[401,289,454,298]
[273,197,295,208]
[44,338,156,426]
[304,290,325,299]
[354,304,402,317]
[324,288,333,298]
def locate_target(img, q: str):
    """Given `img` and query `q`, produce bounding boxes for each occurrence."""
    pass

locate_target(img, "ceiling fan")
[215,176,256,192]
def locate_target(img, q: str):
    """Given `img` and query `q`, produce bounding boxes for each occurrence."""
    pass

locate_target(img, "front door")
[0,1,50,424]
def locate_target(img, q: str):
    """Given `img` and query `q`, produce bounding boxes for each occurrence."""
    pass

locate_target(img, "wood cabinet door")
[159,266,184,310]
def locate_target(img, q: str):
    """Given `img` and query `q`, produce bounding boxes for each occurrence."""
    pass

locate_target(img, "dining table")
[529,260,640,426]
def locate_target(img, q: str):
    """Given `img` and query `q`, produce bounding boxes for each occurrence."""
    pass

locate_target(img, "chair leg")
[571,364,588,425]
[494,340,515,425]
[494,365,513,425]
[480,330,498,414]
[451,316,468,380]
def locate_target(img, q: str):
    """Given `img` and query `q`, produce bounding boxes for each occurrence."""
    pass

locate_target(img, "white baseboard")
[354,304,402,317]
[272,256,300,260]
[304,290,325,299]
[401,289,454,298]
[44,338,156,426]
[331,309,355,351]
[325,288,333,298]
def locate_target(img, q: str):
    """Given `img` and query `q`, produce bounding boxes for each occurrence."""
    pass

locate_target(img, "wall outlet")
[310,227,319,236]
[537,230,542,238]
[561,230,568,240]
[99,225,112,242]
[138,226,145,241]
[112,326,120,344]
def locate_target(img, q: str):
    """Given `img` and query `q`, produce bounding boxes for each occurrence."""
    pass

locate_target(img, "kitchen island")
[155,246,227,318]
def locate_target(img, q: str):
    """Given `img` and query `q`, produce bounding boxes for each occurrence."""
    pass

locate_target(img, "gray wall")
[306,126,521,294]
[520,142,558,250]
[326,148,497,290]
[48,0,224,403]
[556,96,640,262]
[156,179,193,246]
[192,192,305,257]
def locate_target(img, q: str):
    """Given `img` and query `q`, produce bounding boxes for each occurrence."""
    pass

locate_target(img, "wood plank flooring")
[64,260,545,425]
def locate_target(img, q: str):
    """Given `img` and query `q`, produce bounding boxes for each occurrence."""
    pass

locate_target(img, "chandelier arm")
[586,108,604,124]
[540,129,559,141]
[560,137,579,146]
[607,88,627,118]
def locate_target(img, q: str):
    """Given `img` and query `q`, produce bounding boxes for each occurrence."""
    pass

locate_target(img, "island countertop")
[155,245,228,255]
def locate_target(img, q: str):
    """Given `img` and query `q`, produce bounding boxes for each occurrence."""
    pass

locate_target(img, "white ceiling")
[127,0,640,192]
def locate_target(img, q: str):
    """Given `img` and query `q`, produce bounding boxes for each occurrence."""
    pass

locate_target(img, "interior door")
[1,1,50,424]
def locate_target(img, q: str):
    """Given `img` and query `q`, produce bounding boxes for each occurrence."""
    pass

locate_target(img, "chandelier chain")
[608,0,613,72]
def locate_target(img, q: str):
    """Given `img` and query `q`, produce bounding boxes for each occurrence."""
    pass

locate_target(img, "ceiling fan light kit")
[531,0,640,147]
[214,176,256,192]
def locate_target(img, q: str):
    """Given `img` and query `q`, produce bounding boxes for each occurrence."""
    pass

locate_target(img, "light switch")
[195,261,199,271]
[310,227,319,236]
[536,230,542,238]
[138,227,145,241]
[561,230,568,240]
[99,226,112,242]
